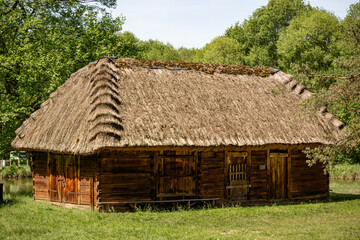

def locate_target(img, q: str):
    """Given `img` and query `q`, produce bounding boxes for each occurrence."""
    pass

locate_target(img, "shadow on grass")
[0,191,32,208]
[330,192,360,202]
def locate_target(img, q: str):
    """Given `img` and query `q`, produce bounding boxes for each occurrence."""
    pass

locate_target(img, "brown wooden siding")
[97,151,153,208]
[289,149,328,198]
[249,150,267,199]
[30,145,329,211]
[199,151,226,201]
[79,155,97,206]
[32,152,48,201]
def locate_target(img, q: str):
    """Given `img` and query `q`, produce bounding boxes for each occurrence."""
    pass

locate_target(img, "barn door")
[156,151,197,198]
[269,153,288,199]
[48,154,79,204]
[226,152,249,201]
[48,154,62,202]
[63,155,79,204]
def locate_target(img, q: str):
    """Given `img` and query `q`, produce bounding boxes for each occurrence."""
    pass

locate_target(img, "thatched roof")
[12,58,343,154]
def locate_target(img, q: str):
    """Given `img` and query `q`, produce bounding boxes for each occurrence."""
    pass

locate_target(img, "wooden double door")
[48,154,79,204]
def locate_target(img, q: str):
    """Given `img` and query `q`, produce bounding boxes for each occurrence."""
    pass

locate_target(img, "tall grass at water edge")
[0,166,32,179]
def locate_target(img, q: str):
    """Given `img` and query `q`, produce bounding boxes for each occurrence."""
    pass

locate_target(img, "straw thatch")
[12,58,343,154]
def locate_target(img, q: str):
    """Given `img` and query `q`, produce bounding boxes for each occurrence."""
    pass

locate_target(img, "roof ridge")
[109,58,276,77]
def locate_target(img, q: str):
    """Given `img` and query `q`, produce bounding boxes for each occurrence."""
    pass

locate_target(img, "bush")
[0,166,32,179]
[329,164,360,181]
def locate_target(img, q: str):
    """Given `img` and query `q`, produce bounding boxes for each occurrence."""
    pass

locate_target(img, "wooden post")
[266,148,271,200]
[224,150,228,200]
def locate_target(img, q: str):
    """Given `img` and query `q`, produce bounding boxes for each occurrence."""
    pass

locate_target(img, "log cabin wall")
[30,145,329,211]
[79,155,98,207]
[249,150,268,200]
[97,151,153,211]
[198,151,226,203]
[289,149,329,199]
[32,152,48,201]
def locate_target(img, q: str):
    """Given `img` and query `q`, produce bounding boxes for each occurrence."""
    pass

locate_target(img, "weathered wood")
[29,144,329,211]
[250,150,267,200]
[269,156,287,199]
[289,149,328,199]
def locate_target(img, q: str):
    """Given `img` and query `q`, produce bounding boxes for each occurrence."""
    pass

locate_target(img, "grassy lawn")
[0,181,359,240]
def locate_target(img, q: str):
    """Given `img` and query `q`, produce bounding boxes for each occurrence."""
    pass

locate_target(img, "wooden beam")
[224,149,228,200]
[266,148,271,200]
[269,153,289,158]
[288,148,292,199]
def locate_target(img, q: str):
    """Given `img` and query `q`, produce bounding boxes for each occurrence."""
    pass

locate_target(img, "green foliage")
[0,165,31,179]
[177,47,197,62]
[329,163,360,180]
[226,0,310,67]
[193,36,244,65]
[140,40,180,61]
[114,31,144,59]
[0,0,123,159]
[277,9,341,72]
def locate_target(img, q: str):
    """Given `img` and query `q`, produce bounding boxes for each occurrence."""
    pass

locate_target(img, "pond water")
[0,178,33,194]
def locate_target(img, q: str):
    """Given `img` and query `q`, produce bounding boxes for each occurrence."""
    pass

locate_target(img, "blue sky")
[110,0,359,49]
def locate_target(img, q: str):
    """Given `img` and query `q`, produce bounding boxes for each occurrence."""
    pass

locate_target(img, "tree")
[226,0,310,67]
[177,47,197,62]
[140,40,180,61]
[193,36,244,65]
[114,31,144,59]
[302,3,360,166]
[277,9,341,75]
[0,0,123,159]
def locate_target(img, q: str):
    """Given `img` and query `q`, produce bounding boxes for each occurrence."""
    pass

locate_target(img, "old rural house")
[12,57,343,211]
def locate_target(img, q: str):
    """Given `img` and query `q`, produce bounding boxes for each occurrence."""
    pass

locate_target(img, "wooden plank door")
[49,154,62,202]
[227,152,249,201]
[156,152,197,198]
[48,154,79,204]
[269,154,287,199]
[63,155,79,204]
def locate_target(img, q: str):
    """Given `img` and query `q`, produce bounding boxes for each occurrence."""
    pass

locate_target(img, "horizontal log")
[80,160,97,169]
[80,194,91,204]
[99,173,151,184]
[269,153,288,158]
[98,195,152,201]
[291,190,328,198]
[101,152,152,158]
[34,194,48,201]
[99,184,151,193]
[80,169,96,177]
[250,151,267,156]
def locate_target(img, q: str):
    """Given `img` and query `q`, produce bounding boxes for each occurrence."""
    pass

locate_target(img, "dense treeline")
[195,0,360,165]
[0,0,359,165]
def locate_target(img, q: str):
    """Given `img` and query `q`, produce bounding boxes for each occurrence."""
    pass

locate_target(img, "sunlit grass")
[0,181,359,240]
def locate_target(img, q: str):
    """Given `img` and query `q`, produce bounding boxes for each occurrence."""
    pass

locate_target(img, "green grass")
[0,181,359,240]
[329,164,360,181]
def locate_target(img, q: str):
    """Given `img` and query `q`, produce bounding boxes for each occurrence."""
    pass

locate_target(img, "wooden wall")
[79,155,97,206]
[32,152,48,201]
[249,151,267,200]
[289,149,328,199]
[30,145,329,210]
[97,151,153,210]
[199,151,226,202]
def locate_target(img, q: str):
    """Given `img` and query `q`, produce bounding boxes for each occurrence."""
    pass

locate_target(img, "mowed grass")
[0,181,359,240]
